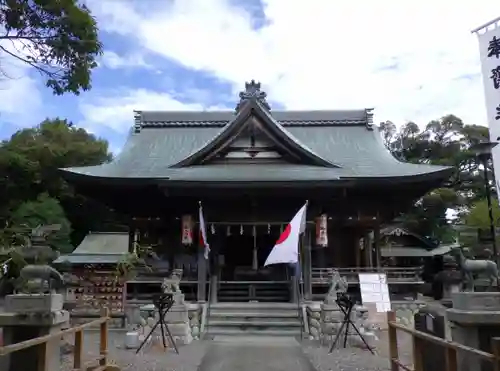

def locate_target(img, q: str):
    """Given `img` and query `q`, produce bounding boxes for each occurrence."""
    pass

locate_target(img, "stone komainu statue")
[18,264,65,293]
[161,268,183,294]
[324,269,348,304]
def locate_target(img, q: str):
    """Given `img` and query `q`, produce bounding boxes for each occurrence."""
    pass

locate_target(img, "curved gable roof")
[171,99,338,168]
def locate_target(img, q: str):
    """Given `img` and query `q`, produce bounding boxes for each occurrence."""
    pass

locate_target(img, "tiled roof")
[135,109,372,130]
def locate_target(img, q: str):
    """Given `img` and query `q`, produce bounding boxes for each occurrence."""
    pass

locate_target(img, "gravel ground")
[59,330,414,371]
[60,330,209,371]
[302,331,414,371]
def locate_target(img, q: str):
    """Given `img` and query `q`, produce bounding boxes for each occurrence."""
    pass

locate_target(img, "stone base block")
[5,294,63,313]
[163,305,189,323]
[148,323,192,345]
[451,292,500,311]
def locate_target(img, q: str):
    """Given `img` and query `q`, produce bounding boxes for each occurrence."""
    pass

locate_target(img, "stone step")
[218,297,289,302]
[206,326,301,337]
[209,310,299,318]
[208,319,301,327]
[210,302,298,310]
[218,289,289,294]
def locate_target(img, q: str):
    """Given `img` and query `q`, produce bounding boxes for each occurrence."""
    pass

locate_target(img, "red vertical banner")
[315,214,328,247]
[181,215,193,245]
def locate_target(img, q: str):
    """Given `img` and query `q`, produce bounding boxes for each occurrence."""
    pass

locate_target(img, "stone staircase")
[218,282,290,302]
[205,302,303,338]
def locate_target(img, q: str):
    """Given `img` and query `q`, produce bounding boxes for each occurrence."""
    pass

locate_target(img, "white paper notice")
[359,273,391,313]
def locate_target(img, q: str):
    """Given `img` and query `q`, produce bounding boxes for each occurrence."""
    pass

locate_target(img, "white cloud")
[86,0,500,129]
[79,88,225,133]
[0,40,42,126]
[99,51,153,70]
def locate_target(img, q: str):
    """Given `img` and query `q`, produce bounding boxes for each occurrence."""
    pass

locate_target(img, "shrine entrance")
[216,226,292,302]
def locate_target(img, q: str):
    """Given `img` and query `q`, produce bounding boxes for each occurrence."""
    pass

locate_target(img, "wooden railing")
[387,311,500,371]
[311,267,423,285]
[0,308,118,371]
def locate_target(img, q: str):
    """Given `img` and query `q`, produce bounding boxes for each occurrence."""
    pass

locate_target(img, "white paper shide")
[477,25,500,198]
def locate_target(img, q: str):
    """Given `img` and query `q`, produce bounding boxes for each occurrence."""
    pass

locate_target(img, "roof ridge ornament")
[133,110,143,133]
[365,108,374,130]
[235,80,271,112]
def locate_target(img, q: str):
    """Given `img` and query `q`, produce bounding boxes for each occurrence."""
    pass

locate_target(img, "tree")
[381,115,492,242]
[9,193,72,253]
[0,0,102,95]
[464,198,500,228]
[0,118,120,246]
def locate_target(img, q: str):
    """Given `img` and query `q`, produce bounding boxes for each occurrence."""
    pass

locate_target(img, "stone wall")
[304,300,426,346]
[187,303,202,340]
[304,302,377,349]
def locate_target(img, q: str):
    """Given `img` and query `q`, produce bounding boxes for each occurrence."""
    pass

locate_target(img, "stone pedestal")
[5,293,64,313]
[447,292,500,371]
[139,303,192,345]
[0,294,69,371]
[320,303,343,345]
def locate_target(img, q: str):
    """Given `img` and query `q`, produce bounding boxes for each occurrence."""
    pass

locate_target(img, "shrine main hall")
[60,80,452,303]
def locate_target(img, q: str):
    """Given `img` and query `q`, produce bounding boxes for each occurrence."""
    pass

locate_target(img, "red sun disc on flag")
[276,224,291,245]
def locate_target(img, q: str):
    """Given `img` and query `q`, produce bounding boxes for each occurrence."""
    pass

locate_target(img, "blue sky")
[0,0,498,154]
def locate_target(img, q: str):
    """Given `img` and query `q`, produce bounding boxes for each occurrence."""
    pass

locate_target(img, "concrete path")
[198,337,317,371]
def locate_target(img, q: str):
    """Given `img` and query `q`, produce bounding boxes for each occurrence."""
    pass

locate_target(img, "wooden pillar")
[128,227,135,254]
[197,242,207,302]
[365,231,373,267]
[355,235,362,267]
[128,220,139,254]
[374,222,381,268]
[303,227,312,302]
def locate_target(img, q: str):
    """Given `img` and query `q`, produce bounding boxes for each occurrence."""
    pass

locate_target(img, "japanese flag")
[264,203,307,266]
[199,204,210,260]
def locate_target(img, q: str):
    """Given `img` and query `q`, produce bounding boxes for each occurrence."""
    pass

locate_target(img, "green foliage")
[382,115,492,243]
[0,118,119,247]
[0,0,102,95]
[464,198,500,228]
[9,193,72,253]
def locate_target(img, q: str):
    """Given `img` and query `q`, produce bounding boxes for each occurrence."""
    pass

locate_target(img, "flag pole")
[297,199,308,341]
[199,200,213,338]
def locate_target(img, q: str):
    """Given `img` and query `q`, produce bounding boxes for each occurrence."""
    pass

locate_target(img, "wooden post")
[445,347,458,371]
[303,227,312,302]
[412,336,423,371]
[99,308,109,367]
[73,330,83,370]
[387,311,399,371]
[491,337,500,371]
[36,342,48,371]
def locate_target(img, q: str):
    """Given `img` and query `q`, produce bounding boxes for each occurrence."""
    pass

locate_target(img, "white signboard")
[359,273,391,312]
[477,24,500,198]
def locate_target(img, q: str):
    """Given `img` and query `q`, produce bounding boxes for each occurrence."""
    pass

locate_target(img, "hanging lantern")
[211,224,216,235]
[315,214,328,247]
[181,215,193,245]
[240,225,244,235]
[226,226,231,236]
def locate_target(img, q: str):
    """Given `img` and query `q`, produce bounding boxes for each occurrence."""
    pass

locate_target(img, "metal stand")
[328,293,374,354]
[136,293,179,354]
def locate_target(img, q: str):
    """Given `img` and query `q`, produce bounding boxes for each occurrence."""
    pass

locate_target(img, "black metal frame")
[136,293,179,354]
[328,293,375,354]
